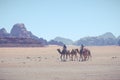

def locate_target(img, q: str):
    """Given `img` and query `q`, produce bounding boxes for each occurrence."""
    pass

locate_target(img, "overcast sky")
[0,0,120,41]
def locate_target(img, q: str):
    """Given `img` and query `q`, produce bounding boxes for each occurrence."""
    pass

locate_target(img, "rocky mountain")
[54,37,73,45]
[0,28,10,37]
[98,32,116,39]
[0,23,65,47]
[75,32,118,46]
[10,23,38,39]
[48,40,64,46]
[0,23,47,47]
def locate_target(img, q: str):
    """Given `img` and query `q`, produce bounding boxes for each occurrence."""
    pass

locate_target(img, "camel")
[57,49,71,61]
[70,49,78,61]
[66,50,71,60]
[76,48,92,61]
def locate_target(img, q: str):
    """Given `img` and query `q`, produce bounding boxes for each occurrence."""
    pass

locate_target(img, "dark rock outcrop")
[0,37,45,47]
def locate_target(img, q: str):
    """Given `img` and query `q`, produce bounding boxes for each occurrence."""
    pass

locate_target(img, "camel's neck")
[76,49,80,53]
[57,49,62,54]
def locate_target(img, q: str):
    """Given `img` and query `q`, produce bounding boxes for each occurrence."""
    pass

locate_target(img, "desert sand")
[0,45,120,80]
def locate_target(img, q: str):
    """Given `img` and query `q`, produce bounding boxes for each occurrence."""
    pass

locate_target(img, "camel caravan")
[57,44,92,62]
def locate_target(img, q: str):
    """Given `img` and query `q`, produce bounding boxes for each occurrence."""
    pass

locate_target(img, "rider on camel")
[80,44,84,55]
[62,44,67,54]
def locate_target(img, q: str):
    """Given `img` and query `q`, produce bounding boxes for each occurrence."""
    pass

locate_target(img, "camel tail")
[89,51,92,57]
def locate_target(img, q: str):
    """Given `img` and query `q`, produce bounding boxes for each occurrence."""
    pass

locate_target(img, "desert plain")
[0,45,120,80]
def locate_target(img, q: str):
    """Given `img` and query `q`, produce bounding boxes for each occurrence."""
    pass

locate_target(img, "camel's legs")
[84,55,87,61]
[60,54,62,61]
[71,55,73,61]
[62,54,66,61]
[79,54,83,61]
[75,55,78,61]
[66,54,70,61]
[66,54,68,60]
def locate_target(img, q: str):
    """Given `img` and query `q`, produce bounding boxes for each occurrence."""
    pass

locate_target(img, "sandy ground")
[0,45,120,80]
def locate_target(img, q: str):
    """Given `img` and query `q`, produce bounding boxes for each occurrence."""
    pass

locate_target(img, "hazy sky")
[0,0,120,41]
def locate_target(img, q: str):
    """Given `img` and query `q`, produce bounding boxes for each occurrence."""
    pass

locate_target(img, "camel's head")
[75,49,78,51]
[75,49,79,53]
[57,49,62,54]
[57,49,60,51]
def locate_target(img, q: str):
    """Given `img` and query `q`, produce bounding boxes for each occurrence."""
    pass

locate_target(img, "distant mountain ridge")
[54,37,73,45]
[75,32,118,46]
[98,32,116,39]
[53,32,120,46]
[0,23,120,46]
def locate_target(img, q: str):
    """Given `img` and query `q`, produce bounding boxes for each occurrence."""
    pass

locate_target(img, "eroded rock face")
[11,23,30,38]
[10,23,38,39]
